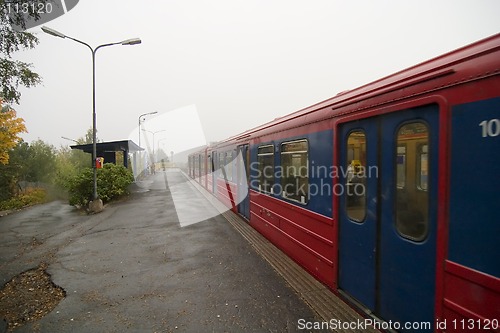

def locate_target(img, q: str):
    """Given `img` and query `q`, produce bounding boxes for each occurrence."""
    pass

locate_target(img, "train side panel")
[248,128,336,287]
[443,96,500,330]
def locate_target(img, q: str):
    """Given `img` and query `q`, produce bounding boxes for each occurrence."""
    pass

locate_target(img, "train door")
[338,104,439,330]
[207,153,213,192]
[237,144,250,220]
[212,151,218,194]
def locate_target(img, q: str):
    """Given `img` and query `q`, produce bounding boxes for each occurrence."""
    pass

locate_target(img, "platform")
[186,171,379,333]
[0,168,377,332]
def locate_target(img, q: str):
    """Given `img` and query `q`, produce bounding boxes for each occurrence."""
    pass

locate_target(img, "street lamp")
[61,136,78,143]
[142,129,166,162]
[158,137,168,145]
[157,138,168,158]
[42,26,141,212]
[138,111,157,147]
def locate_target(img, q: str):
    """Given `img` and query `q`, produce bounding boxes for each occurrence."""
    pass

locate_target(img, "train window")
[257,145,274,193]
[198,155,201,178]
[208,154,212,173]
[346,131,366,222]
[225,151,233,181]
[395,122,429,241]
[200,154,205,176]
[396,145,406,188]
[194,155,199,178]
[193,156,196,178]
[281,140,308,204]
[245,147,250,184]
[417,144,428,191]
[218,153,225,179]
[191,156,193,177]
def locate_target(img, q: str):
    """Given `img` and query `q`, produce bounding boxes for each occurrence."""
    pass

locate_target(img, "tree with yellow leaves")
[0,99,27,165]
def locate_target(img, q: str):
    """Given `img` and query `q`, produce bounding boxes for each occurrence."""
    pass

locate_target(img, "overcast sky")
[12,0,500,154]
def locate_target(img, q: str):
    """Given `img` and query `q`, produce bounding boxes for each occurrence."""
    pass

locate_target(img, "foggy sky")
[12,0,500,153]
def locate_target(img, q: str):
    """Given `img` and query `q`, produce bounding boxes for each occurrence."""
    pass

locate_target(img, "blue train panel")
[249,129,334,217]
[449,97,500,277]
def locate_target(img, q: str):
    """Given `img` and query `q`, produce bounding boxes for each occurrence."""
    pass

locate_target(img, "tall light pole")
[42,26,141,212]
[142,129,166,162]
[157,138,168,160]
[138,111,157,147]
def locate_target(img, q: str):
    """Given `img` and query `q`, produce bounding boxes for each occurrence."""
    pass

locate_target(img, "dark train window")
[245,147,250,184]
[281,139,308,204]
[194,155,199,178]
[396,145,406,188]
[225,151,233,181]
[218,153,225,179]
[208,154,212,173]
[395,122,429,241]
[200,154,205,176]
[257,145,274,193]
[417,144,428,191]
[346,131,366,222]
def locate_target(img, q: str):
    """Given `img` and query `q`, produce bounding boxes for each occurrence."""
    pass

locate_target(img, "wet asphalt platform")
[0,169,374,333]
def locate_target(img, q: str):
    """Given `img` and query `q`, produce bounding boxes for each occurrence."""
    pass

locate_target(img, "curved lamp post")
[138,111,157,147]
[42,26,141,211]
[142,129,166,163]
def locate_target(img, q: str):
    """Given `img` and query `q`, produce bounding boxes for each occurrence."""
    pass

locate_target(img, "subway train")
[188,34,499,332]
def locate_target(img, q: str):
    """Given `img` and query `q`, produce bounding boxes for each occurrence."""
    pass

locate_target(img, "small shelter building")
[70,140,143,168]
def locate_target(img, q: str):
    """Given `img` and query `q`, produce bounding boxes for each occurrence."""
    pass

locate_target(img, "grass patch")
[0,188,47,211]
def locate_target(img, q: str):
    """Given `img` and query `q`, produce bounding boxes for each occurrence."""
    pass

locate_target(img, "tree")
[0,99,27,164]
[0,139,55,190]
[82,128,96,144]
[0,140,28,200]
[53,128,99,192]
[66,164,134,207]
[25,139,57,183]
[0,0,44,104]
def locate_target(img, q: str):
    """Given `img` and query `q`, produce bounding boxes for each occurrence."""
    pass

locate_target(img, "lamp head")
[121,38,141,45]
[41,26,66,38]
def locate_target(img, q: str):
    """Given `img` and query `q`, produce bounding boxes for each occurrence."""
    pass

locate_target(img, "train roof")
[212,33,500,148]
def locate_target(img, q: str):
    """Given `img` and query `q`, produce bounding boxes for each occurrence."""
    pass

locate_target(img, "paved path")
[0,169,329,333]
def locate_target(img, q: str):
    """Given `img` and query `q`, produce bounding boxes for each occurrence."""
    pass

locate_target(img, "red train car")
[189,34,500,332]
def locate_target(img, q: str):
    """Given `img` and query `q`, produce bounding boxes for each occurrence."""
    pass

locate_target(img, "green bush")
[66,164,134,207]
[0,188,47,210]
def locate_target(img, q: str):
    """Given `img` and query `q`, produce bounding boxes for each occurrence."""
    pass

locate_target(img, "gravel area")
[0,262,65,331]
